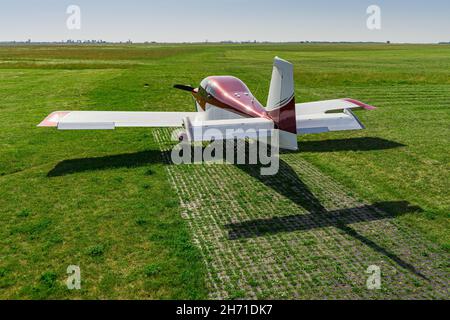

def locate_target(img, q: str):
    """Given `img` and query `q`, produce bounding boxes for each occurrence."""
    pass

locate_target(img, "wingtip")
[343,98,376,110]
[38,111,70,127]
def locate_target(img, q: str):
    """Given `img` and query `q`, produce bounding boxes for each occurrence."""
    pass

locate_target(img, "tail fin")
[266,57,298,150]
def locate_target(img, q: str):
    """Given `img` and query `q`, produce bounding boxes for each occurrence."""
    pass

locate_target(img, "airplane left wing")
[296,98,375,115]
[38,111,198,130]
[296,98,375,134]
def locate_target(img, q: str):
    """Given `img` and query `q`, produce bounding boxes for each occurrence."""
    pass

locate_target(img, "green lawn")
[0,43,448,299]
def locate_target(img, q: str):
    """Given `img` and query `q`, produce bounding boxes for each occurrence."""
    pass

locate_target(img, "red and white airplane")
[38,57,375,150]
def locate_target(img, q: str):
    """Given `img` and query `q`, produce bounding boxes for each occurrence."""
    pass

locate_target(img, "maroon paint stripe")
[343,98,376,110]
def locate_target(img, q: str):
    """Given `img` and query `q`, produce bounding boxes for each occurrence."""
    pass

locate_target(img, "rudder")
[266,57,298,150]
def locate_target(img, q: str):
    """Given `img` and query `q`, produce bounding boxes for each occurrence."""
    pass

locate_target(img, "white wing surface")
[38,111,198,130]
[296,98,375,134]
[184,117,274,142]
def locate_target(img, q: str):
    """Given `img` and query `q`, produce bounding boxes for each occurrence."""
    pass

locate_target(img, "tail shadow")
[232,144,426,279]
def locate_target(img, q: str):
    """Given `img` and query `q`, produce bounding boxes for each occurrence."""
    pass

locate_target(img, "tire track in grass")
[154,129,449,299]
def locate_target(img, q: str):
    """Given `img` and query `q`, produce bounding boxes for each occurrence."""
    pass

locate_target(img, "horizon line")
[0,40,449,45]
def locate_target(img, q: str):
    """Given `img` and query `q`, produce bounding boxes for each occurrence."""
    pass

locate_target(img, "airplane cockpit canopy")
[200,76,252,98]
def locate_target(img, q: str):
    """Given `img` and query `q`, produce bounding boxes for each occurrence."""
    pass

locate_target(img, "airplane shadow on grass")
[47,137,404,177]
[46,136,423,278]
[292,137,406,153]
[47,150,167,177]
[231,156,426,279]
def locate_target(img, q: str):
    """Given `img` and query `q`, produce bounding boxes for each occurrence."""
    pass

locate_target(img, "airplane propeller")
[174,84,195,92]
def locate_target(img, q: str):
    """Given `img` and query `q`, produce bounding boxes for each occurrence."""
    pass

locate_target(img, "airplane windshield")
[202,77,250,94]
[205,84,216,96]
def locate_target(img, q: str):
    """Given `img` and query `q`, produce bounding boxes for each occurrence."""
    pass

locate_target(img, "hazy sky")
[0,0,449,43]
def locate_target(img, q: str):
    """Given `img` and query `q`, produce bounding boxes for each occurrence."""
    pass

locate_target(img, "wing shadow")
[47,150,168,177]
[285,137,406,154]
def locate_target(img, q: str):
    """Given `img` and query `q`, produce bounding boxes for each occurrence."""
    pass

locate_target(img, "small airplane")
[38,57,375,150]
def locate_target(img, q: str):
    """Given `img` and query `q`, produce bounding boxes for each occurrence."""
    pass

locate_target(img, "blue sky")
[0,0,449,43]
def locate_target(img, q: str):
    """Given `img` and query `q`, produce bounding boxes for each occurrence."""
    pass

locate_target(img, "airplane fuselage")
[188,75,298,136]
[192,76,270,120]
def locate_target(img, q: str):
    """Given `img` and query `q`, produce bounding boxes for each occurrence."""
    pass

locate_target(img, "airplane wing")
[296,98,375,115]
[38,111,198,130]
[38,111,275,141]
[296,98,375,134]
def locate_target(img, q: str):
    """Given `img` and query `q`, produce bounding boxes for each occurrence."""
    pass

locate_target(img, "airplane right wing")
[38,110,275,143]
[38,111,198,130]
[296,98,376,134]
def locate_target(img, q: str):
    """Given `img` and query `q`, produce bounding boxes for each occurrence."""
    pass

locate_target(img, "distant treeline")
[0,40,447,45]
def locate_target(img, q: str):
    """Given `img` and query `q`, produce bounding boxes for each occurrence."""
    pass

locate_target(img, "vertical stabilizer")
[266,57,298,150]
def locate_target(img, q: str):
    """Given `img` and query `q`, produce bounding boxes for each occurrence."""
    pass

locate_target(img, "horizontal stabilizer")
[184,118,275,142]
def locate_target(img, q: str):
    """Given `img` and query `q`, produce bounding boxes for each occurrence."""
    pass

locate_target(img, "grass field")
[0,43,448,299]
